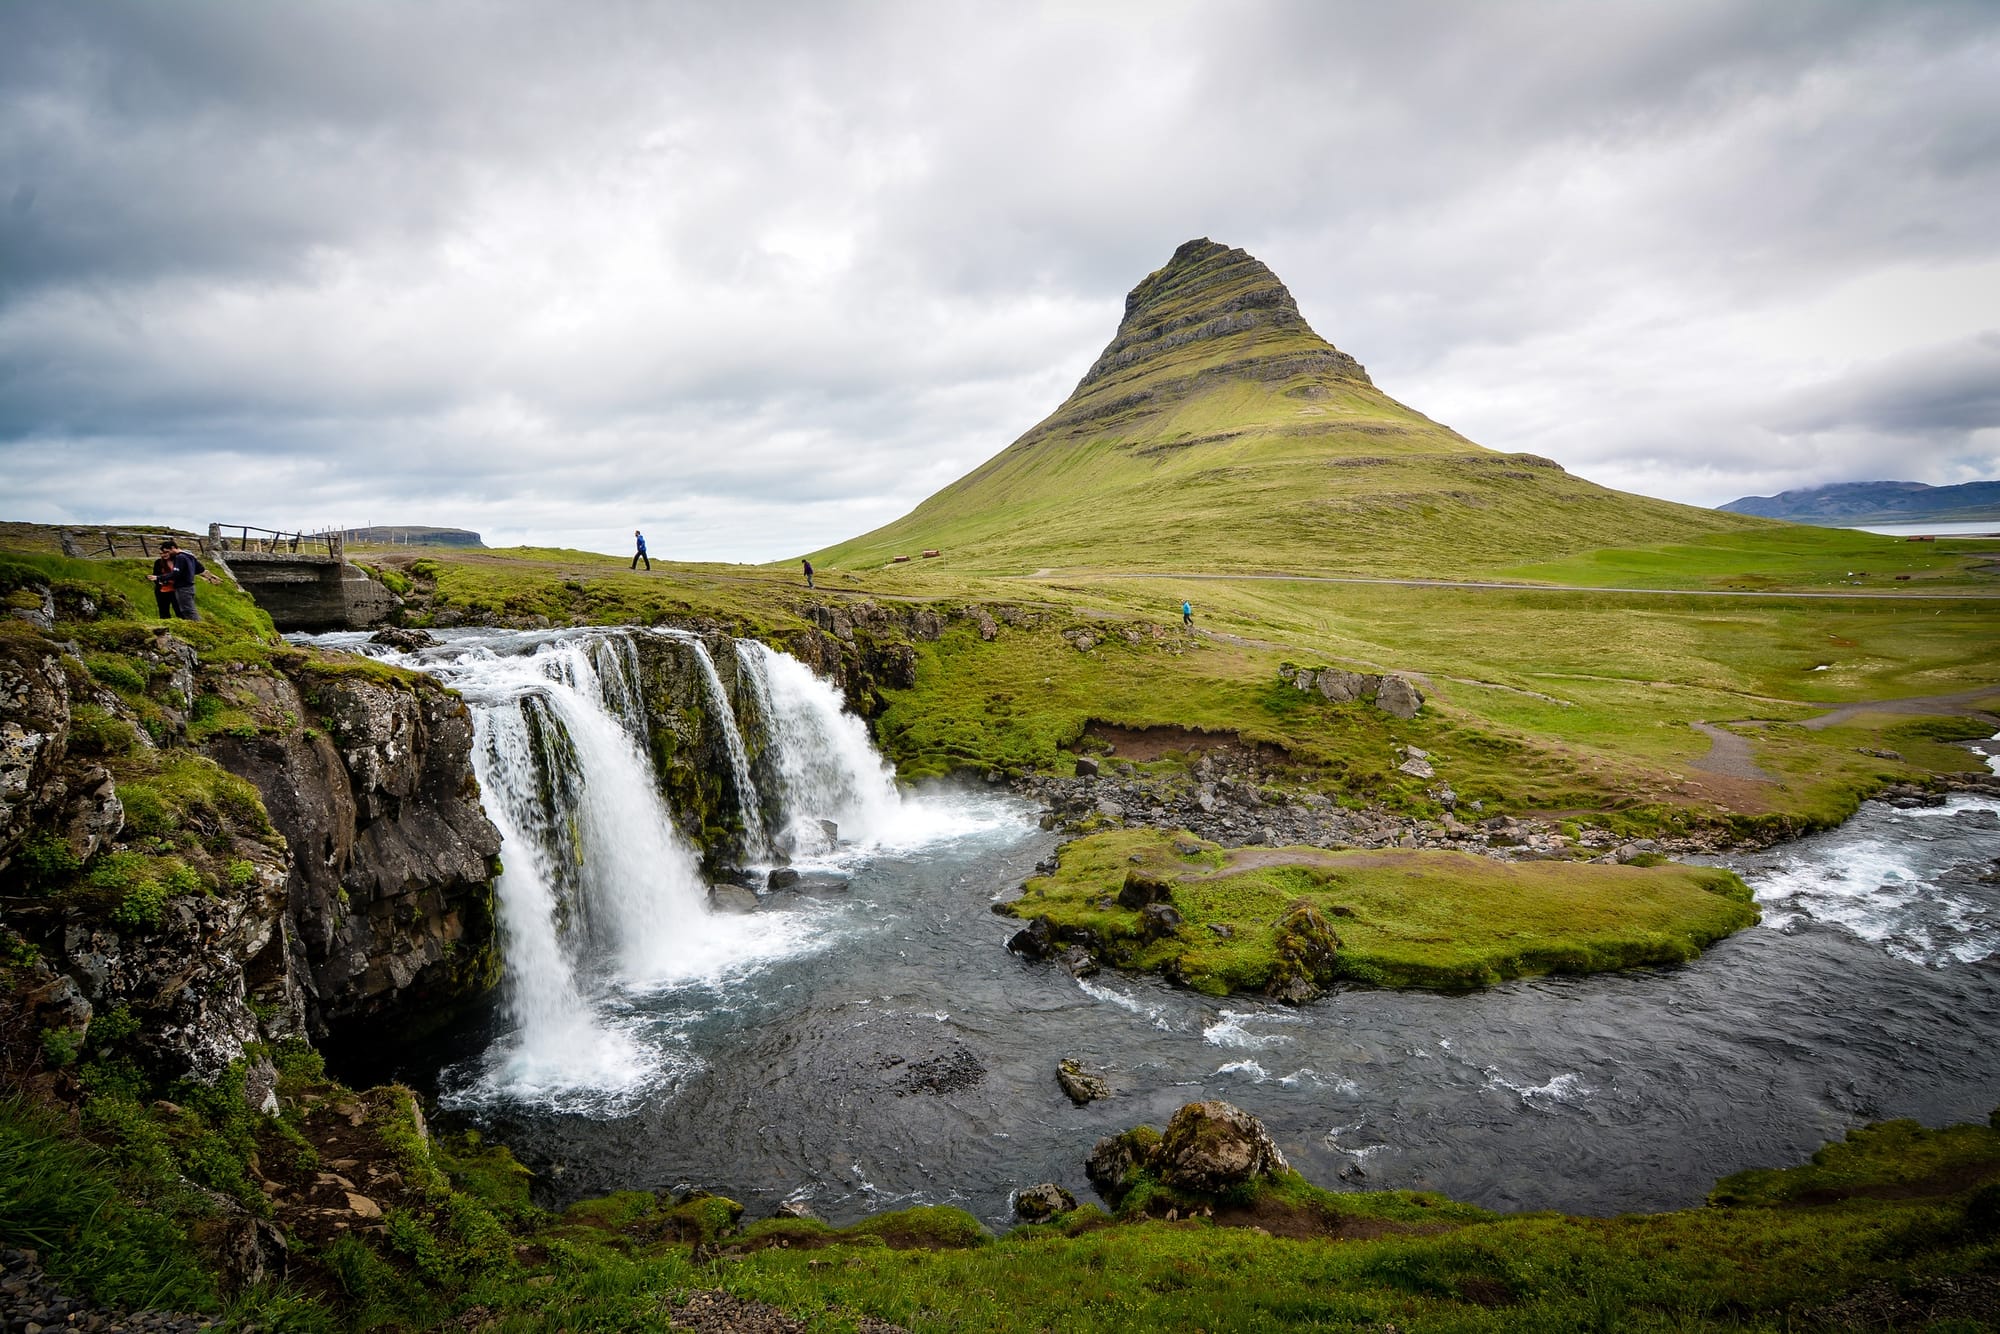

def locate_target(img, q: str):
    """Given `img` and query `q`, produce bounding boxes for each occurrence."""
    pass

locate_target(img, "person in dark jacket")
[802,558,814,589]
[150,551,177,618]
[154,538,219,620]
[631,530,650,571]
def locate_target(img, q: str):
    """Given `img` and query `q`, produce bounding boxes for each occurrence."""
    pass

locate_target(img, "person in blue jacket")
[1182,599,1193,629]
[631,530,650,571]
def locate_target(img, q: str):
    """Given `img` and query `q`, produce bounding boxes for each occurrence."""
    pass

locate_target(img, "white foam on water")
[1745,797,2000,967]
[1203,1008,1301,1050]
[1216,1059,1269,1079]
[1482,1066,1593,1108]
[1077,977,1176,1030]
[378,630,835,1108]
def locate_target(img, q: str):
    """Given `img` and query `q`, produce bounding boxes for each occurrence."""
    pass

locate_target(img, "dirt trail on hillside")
[1798,687,2000,731]
[1064,569,2000,601]
[1689,722,1775,782]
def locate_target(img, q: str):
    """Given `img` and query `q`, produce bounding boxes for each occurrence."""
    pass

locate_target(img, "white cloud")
[2,0,1997,554]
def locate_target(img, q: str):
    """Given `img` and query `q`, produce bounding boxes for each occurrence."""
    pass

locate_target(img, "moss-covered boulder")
[1156,1100,1290,1195]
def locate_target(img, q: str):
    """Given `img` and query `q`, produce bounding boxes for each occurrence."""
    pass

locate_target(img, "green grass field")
[1003,828,1759,993]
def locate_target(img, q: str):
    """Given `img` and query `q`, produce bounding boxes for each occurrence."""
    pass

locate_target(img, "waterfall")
[736,638,903,853]
[652,630,768,861]
[392,630,821,1104]
[332,623,1005,1107]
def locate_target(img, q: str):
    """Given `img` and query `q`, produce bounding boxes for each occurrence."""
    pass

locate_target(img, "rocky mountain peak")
[1076,238,1369,390]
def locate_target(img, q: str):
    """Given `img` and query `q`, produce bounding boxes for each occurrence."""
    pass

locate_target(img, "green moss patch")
[1004,829,1759,993]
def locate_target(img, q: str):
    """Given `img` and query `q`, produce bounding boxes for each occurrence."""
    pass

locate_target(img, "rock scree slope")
[816,238,1768,575]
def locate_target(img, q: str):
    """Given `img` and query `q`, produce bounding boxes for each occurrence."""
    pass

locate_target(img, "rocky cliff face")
[207,667,500,1039]
[0,573,500,1095]
[1074,238,1372,397]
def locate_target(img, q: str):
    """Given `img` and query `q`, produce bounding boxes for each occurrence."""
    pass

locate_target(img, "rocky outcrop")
[1014,1183,1077,1221]
[1075,239,1371,396]
[629,631,761,865]
[1284,663,1425,719]
[209,667,501,1040]
[0,569,503,1085]
[1057,1058,1110,1106]
[1155,1100,1289,1194]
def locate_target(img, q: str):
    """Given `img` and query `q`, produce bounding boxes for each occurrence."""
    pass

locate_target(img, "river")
[306,628,2000,1230]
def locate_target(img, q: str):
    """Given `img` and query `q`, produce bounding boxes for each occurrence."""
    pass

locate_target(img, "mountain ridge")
[816,239,1766,575]
[1721,479,2000,525]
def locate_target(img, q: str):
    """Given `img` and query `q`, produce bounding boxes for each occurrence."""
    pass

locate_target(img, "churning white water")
[735,638,1009,857]
[313,625,1024,1113]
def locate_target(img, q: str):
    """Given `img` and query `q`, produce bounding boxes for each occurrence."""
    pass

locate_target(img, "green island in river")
[3,238,1998,1331]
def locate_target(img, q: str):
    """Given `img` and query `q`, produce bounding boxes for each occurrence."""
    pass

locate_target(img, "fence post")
[330,531,345,562]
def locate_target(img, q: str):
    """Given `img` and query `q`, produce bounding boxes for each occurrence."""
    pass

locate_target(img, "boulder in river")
[1057,1058,1111,1105]
[1156,1100,1289,1194]
[767,867,801,890]
[1014,1183,1078,1221]
[1007,915,1054,959]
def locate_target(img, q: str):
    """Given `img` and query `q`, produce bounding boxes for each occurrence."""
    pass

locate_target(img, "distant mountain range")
[341,525,485,547]
[1719,481,2000,526]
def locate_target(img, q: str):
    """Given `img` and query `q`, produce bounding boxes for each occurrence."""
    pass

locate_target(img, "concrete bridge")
[203,524,398,630]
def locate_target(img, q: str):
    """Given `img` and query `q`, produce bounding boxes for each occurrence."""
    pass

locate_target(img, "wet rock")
[1014,1183,1078,1221]
[1156,1100,1289,1194]
[1007,915,1054,959]
[709,885,760,913]
[368,626,438,651]
[1058,945,1098,979]
[1085,1126,1161,1206]
[767,867,802,890]
[774,1198,817,1220]
[1057,1058,1110,1105]
[895,1043,985,1096]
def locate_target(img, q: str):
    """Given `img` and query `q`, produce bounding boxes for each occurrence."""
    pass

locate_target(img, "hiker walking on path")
[1182,599,1193,629]
[153,538,219,621]
[802,558,814,589]
[631,530,650,571]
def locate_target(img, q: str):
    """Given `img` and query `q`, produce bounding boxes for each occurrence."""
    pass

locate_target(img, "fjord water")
[313,629,2000,1228]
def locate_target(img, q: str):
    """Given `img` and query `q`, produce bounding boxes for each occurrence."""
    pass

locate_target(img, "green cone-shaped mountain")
[817,239,1764,575]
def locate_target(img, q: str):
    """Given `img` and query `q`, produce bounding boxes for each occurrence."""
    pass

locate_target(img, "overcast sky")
[4,1,1996,560]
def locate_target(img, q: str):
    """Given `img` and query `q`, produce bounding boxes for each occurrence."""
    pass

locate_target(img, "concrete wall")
[222,553,398,631]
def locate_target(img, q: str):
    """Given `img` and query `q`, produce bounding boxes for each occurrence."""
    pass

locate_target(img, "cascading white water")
[321,623,1016,1109]
[651,630,768,860]
[389,630,824,1106]
[735,638,905,853]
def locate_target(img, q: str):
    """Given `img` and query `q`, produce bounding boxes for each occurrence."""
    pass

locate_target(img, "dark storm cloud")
[3,0,1997,557]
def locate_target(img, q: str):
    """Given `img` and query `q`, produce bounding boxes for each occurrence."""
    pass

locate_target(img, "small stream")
[311,629,2000,1228]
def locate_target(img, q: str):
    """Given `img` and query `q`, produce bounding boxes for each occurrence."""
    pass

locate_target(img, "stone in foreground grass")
[1002,828,1759,996]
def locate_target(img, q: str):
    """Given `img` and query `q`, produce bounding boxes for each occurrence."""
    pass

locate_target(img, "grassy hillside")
[814,239,1770,576]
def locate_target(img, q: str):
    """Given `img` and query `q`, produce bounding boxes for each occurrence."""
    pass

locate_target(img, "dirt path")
[1799,687,2000,731]
[1688,722,1775,782]
[1045,570,2000,601]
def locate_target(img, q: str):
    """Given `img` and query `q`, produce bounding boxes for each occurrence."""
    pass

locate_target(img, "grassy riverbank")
[1001,828,1759,994]
[4,1059,1995,1332]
